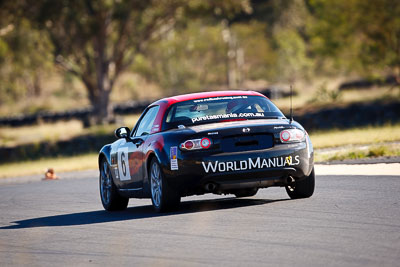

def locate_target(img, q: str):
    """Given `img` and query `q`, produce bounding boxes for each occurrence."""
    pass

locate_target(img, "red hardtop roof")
[155,90,265,106]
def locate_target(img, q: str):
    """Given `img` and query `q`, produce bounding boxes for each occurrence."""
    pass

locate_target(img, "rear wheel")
[99,158,129,211]
[233,188,259,198]
[150,158,181,212]
[286,167,315,199]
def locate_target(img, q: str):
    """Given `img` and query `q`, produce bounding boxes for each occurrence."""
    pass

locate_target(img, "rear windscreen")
[164,95,285,129]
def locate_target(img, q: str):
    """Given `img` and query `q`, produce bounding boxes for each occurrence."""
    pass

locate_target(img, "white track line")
[315,163,400,176]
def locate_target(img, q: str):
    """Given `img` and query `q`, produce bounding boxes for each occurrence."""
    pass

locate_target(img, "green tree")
[133,20,227,95]
[228,0,313,83]
[308,0,400,80]
[6,0,249,124]
[357,0,400,81]
[32,0,188,124]
[0,6,53,105]
[232,21,277,82]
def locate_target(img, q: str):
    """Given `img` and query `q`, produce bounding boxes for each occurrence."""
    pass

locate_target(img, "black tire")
[99,158,129,211]
[286,167,315,199]
[233,188,259,198]
[150,158,181,212]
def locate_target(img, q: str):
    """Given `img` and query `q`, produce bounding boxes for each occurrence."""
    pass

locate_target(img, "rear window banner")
[191,112,264,123]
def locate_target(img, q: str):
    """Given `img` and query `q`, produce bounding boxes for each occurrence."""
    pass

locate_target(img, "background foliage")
[0,0,399,118]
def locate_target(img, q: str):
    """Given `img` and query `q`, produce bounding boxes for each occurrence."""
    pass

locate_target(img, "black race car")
[99,91,314,212]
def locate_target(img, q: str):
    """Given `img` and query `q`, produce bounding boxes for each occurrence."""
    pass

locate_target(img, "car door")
[115,106,160,189]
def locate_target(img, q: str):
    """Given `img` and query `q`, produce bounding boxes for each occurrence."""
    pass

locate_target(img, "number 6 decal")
[117,147,130,181]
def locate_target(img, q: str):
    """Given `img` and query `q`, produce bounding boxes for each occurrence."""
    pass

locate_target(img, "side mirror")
[114,126,131,139]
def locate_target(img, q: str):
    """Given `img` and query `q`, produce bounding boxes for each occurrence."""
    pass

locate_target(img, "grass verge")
[309,124,400,149]
[0,153,98,178]
[314,144,400,162]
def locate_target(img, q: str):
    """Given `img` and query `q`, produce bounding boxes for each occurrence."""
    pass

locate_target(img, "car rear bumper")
[162,142,313,196]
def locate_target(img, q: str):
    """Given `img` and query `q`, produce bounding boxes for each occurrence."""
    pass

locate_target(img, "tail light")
[180,137,212,150]
[280,129,306,143]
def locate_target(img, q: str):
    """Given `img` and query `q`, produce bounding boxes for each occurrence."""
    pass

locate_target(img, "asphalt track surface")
[0,169,399,266]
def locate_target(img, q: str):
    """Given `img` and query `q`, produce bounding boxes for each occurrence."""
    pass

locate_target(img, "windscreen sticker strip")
[170,146,178,170]
[193,96,247,103]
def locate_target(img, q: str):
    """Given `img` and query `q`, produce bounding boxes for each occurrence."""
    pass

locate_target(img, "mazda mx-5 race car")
[98,90,314,212]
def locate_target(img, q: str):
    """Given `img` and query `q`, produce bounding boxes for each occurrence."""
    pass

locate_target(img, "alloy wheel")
[100,161,112,205]
[151,162,162,208]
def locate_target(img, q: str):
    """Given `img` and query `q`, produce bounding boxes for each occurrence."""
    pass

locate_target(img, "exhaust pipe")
[204,183,216,192]
[287,176,295,185]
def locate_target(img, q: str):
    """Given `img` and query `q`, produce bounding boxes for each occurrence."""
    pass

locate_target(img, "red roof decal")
[153,90,265,107]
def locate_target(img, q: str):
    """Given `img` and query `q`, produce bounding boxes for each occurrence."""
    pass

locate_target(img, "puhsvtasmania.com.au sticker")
[191,112,264,123]
[202,155,300,173]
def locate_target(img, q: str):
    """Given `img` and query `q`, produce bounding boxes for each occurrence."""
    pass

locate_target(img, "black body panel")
[100,117,314,199]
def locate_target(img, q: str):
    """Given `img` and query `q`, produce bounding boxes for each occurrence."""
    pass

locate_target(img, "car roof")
[154,90,265,106]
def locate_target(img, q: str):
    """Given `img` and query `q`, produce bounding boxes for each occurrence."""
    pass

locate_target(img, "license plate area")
[221,134,273,152]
